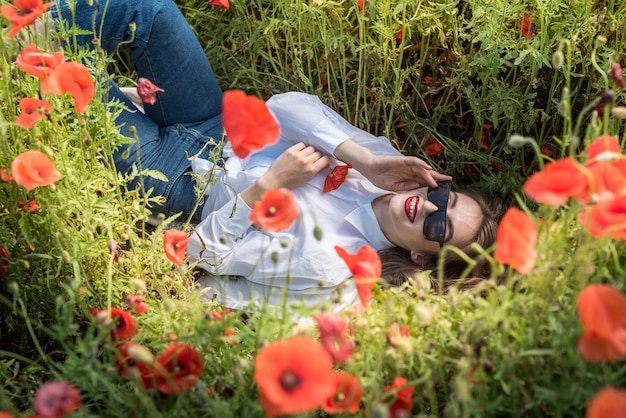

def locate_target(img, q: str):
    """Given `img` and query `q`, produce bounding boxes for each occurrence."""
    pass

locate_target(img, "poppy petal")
[323,165,351,193]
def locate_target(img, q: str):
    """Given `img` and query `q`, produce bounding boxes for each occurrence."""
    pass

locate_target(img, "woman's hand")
[240,143,329,207]
[335,139,451,191]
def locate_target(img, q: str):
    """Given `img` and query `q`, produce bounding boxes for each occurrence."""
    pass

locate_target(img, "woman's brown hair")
[379,187,507,291]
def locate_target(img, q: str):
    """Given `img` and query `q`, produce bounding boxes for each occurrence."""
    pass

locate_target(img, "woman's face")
[378,187,484,259]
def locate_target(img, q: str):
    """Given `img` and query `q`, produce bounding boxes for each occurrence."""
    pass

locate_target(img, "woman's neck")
[371,193,395,244]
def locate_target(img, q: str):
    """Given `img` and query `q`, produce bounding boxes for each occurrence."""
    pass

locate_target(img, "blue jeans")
[52,0,224,221]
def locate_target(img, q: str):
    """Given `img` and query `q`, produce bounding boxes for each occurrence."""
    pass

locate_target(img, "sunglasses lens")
[427,182,451,207]
[423,211,446,242]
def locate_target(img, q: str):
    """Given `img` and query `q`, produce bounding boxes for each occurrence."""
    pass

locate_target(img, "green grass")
[1,0,626,416]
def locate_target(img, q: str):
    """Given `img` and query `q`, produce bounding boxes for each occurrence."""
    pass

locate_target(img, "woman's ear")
[410,251,424,265]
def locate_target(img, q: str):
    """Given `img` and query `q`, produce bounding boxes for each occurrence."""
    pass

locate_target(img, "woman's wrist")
[334,139,375,172]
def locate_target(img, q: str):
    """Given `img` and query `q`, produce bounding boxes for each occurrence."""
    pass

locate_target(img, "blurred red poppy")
[580,194,626,240]
[577,284,626,362]
[209,0,229,9]
[386,322,410,348]
[136,77,164,105]
[114,341,154,383]
[479,123,491,150]
[163,229,189,264]
[1,0,53,38]
[0,248,9,275]
[152,342,205,394]
[16,44,64,85]
[222,89,280,158]
[254,336,335,416]
[16,97,51,128]
[522,157,589,205]
[124,294,149,315]
[383,376,414,418]
[608,63,624,89]
[586,386,626,418]
[424,136,444,157]
[335,245,381,307]
[45,61,95,113]
[517,14,534,38]
[33,381,81,418]
[249,188,299,232]
[314,312,355,363]
[323,165,351,193]
[494,207,537,274]
[585,162,625,203]
[395,26,403,40]
[322,371,363,415]
[11,150,61,191]
[586,135,621,160]
[92,307,138,342]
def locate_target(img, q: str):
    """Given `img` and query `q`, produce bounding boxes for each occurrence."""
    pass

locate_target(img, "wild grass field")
[1,0,626,417]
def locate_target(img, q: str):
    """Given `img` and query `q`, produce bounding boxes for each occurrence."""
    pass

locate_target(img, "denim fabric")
[52,0,225,220]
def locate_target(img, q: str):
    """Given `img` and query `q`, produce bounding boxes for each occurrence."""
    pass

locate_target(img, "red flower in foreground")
[136,77,164,105]
[209,0,229,9]
[0,248,9,275]
[580,193,626,240]
[163,229,189,264]
[586,135,622,160]
[152,342,205,394]
[383,376,414,418]
[124,294,149,315]
[33,381,81,418]
[494,207,537,274]
[16,97,51,128]
[45,61,95,113]
[114,341,154,382]
[16,44,64,86]
[322,371,363,415]
[222,89,280,158]
[522,157,589,205]
[586,386,626,418]
[314,312,355,363]
[254,336,335,417]
[92,307,138,342]
[1,0,53,38]
[577,284,626,362]
[335,245,381,307]
[517,14,534,38]
[249,188,299,232]
[323,165,351,193]
[11,150,62,191]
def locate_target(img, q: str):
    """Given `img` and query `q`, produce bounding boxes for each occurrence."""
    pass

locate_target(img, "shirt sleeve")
[266,92,402,158]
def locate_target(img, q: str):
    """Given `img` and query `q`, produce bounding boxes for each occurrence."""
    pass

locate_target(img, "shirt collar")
[345,203,394,250]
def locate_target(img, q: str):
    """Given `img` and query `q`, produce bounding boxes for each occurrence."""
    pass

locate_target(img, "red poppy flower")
[314,312,355,363]
[395,26,403,40]
[163,229,189,264]
[577,284,626,362]
[586,386,626,418]
[580,194,626,240]
[0,412,14,418]
[16,44,64,83]
[16,97,51,128]
[0,167,12,182]
[17,196,40,213]
[424,136,444,157]
[356,0,369,13]
[249,188,299,232]
[114,341,155,384]
[1,0,53,38]
[522,157,589,205]
[152,342,205,394]
[494,207,537,274]
[124,294,149,315]
[92,307,138,342]
[586,135,621,160]
[335,245,381,307]
[383,376,414,418]
[136,77,164,105]
[517,14,534,38]
[386,322,410,348]
[323,165,352,193]
[0,248,9,275]
[44,61,95,113]
[254,336,335,416]
[33,381,81,418]
[479,123,491,150]
[322,371,363,415]
[11,150,62,191]
[209,0,229,9]
[222,89,280,158]
[584,162,625,203]
[608,63,624,89]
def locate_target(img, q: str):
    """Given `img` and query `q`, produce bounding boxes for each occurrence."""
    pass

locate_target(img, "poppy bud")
[126,343,155,364]
[595,35,607,46]
[611,106,626,119]
[507,134,527,148]
[483,359,494,373]
[8,281,19,295]
[601,90,614,104]
[270,251,279,264]
[128,22,136,33]
[313,225,323,240]
[551,50,564,69]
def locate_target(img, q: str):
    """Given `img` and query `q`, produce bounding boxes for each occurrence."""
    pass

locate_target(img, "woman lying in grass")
[52,0,505,311]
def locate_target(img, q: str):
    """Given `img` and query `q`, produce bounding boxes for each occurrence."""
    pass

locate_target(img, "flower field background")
[1,0,626,417]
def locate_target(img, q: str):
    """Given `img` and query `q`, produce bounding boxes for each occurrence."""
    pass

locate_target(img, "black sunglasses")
[422,180,451,248]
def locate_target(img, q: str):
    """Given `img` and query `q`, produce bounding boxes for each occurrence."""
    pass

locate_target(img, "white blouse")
[187,92,403,312]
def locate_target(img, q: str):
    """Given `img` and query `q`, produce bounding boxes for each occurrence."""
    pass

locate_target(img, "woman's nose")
[423,199,438,216]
